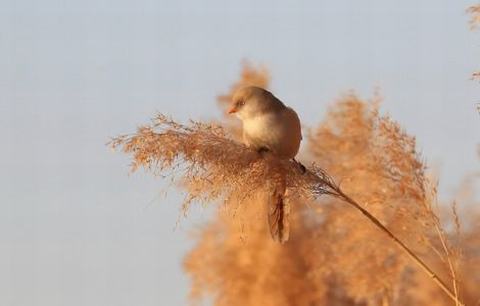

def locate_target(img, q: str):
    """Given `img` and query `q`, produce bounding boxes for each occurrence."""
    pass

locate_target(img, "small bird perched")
[228,86,302,160]
[228,86,303,243]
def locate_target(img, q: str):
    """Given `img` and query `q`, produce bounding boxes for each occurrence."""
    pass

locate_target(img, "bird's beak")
[227,106,237,114]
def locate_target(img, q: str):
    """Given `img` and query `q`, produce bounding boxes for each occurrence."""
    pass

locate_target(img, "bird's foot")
[293,158,306,174]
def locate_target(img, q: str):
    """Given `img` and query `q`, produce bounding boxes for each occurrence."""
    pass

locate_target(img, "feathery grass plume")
[468,4,480,80]
[467,4,480,29]
[308,95,466,305]
[112,117,285,213]
[184,66,462,306]
[451,171,480,303]
[111,64,472,305]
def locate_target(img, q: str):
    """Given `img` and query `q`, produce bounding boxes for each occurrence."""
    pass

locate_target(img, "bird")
[228,86,302,160]
[228,86,303,243]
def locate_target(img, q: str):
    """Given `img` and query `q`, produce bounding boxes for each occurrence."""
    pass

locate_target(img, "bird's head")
[228,86,283,120]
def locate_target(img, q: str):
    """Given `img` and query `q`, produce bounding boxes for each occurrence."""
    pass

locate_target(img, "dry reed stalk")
[312,176,463,306]
[110,113,463,306]
[111,63,476,306]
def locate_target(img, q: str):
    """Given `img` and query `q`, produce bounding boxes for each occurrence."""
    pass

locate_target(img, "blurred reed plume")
[469,4,480,81]
[111,63,480,306]
[468,4,480,29]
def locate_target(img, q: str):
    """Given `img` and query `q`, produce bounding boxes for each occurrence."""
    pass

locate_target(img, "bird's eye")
[237,100,245,106]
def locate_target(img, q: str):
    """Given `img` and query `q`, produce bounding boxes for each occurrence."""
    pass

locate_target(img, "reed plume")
[111,63,480,306]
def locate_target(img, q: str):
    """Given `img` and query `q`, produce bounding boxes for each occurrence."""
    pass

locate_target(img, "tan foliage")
[468,5,480,81]
[468,5,480,29]
[111,64,479,305]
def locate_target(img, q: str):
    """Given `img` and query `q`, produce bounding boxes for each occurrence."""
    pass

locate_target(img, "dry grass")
[468,4,480,29]
[468,5,480,81]
[111,64,480,306]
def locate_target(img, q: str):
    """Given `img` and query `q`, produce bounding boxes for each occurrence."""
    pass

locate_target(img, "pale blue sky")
[1,1,479,305]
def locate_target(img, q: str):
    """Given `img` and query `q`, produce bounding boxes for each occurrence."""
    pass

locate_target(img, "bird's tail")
[268,191,290,243]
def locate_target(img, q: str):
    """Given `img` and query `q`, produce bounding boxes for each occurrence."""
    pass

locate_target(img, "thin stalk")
[333,187,464,306]
[434,225,460,306]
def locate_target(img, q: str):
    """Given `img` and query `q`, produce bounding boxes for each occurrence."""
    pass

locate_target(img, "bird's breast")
[243,114,277,138]
[242,110,301,159]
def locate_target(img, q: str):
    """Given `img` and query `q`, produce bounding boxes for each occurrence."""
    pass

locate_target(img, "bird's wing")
[285,106,302,140]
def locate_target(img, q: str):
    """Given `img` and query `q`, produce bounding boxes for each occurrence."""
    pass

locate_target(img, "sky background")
[1,1,479,305]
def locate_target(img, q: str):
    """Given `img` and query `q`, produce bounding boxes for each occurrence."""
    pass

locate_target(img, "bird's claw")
[293,159,306,174]
[299,163,306,174]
